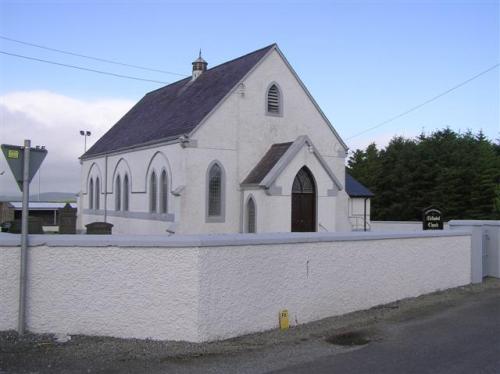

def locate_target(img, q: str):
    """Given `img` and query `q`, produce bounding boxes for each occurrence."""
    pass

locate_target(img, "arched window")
[292,167,315,194]
[267,83,281,115]
[95,177,100,210]
[149,172,157,213]
[160,170,168,214]
[115,175,121,211]
[246,197,256,233]
[89,178,94,209]
[207,162,225,221]
[123,174,129,212]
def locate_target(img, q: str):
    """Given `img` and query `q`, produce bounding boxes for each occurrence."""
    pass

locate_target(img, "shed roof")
[345,173,374,197]
[9,202,77,210]
[82,44,276,158]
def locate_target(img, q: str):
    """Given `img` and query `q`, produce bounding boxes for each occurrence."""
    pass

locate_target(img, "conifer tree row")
[347,128,500,221]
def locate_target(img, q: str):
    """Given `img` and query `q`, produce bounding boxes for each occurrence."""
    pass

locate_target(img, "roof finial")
[199,49,202,59]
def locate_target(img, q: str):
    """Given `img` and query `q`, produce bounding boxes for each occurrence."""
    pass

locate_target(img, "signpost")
[422,207,443,230]
[1,141,47,335]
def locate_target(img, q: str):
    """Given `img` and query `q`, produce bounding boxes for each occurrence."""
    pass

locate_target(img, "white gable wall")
[191,48,350,232]
[192,49,346,180]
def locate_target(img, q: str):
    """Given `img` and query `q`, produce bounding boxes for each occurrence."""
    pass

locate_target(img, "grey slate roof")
[242,142,293,184]
[82,44,276,158]
[345,173,374,197]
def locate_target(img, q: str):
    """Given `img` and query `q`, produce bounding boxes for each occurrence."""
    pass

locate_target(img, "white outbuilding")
[79,44,372,234]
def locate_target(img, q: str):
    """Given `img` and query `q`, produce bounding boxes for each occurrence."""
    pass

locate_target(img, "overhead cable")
[346,63,500,140]
[0,35,188,77]
[0,50,170,85]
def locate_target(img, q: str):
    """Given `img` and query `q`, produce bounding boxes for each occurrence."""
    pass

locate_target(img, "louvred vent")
[267,84,280,114]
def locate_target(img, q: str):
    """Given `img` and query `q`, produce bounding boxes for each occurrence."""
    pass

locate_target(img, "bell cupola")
[192,50,207,80]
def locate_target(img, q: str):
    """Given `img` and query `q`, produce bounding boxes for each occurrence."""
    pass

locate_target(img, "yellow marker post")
[279,309,289,330]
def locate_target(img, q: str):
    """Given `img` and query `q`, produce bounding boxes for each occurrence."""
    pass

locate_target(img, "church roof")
[241,135,343,191]
[345,172,374,197]
[82,44,276,158]
[242,142,293,185]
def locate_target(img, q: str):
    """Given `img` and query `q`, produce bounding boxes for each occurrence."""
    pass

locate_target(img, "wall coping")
[449,220,500,227]
[371,221,427,224]
[0,230,471,248]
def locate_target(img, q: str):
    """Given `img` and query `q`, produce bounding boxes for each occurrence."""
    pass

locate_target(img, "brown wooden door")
[291,167,316,232]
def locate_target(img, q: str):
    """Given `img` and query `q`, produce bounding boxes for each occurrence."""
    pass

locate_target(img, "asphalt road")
[272,290,500,374]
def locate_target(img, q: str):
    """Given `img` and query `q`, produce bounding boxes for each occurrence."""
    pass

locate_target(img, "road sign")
[1,144,47,191]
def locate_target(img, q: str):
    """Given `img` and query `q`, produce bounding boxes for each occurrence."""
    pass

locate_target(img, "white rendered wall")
[349,198,371,218]
[197,234,471,341]
[449,220,500,278]
[0,241,199,341]
[0,247,19,330]
[1,231,471,342]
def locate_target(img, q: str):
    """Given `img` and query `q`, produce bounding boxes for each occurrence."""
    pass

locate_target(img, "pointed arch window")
[89,178,94,209]
[115,175,121,211]
[160,170,168,214]
[266,83,282,115]
[292,168,315,193]
[150,172,157,213]
[246,197,256,233]
[95,177,100,210]
[206,162,225,222]
[123,174,129,212]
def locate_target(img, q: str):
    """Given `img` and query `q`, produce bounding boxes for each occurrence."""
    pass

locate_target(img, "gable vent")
[267,84,280,114]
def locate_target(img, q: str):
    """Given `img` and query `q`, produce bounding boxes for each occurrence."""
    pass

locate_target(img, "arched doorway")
[291,166,316,232]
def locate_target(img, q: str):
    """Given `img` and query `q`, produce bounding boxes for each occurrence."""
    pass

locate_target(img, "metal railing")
[349,215,371,231]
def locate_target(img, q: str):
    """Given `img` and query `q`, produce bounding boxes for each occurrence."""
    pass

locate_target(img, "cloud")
[0,91,134,196]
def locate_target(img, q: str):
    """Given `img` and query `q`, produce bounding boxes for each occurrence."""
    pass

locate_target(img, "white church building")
[79,44,372,234]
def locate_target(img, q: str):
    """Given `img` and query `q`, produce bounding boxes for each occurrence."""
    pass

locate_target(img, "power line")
[0,50,170,85]
[346,62,500,141]
[0,35,188,77]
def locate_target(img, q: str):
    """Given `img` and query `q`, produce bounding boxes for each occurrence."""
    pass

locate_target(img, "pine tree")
[347,128,500,221]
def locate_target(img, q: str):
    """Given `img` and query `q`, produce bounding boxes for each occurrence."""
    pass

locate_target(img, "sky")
[0,0,499,195]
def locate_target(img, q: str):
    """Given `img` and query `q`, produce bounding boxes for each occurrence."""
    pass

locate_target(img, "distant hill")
[0,192,77,202]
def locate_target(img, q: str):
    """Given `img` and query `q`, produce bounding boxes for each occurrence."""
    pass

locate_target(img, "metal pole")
[104,154,108,222]
[84,134,87,152]
[18,139,30,335]
[38,167,41,201]
[363,198,367,232]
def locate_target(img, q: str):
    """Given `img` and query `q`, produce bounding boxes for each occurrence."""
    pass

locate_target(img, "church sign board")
[422,207,443,230]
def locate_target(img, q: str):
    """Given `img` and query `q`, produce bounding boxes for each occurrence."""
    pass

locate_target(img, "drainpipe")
[363,197,368,232]
[104,154,108,222]
[239,189,244,233]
